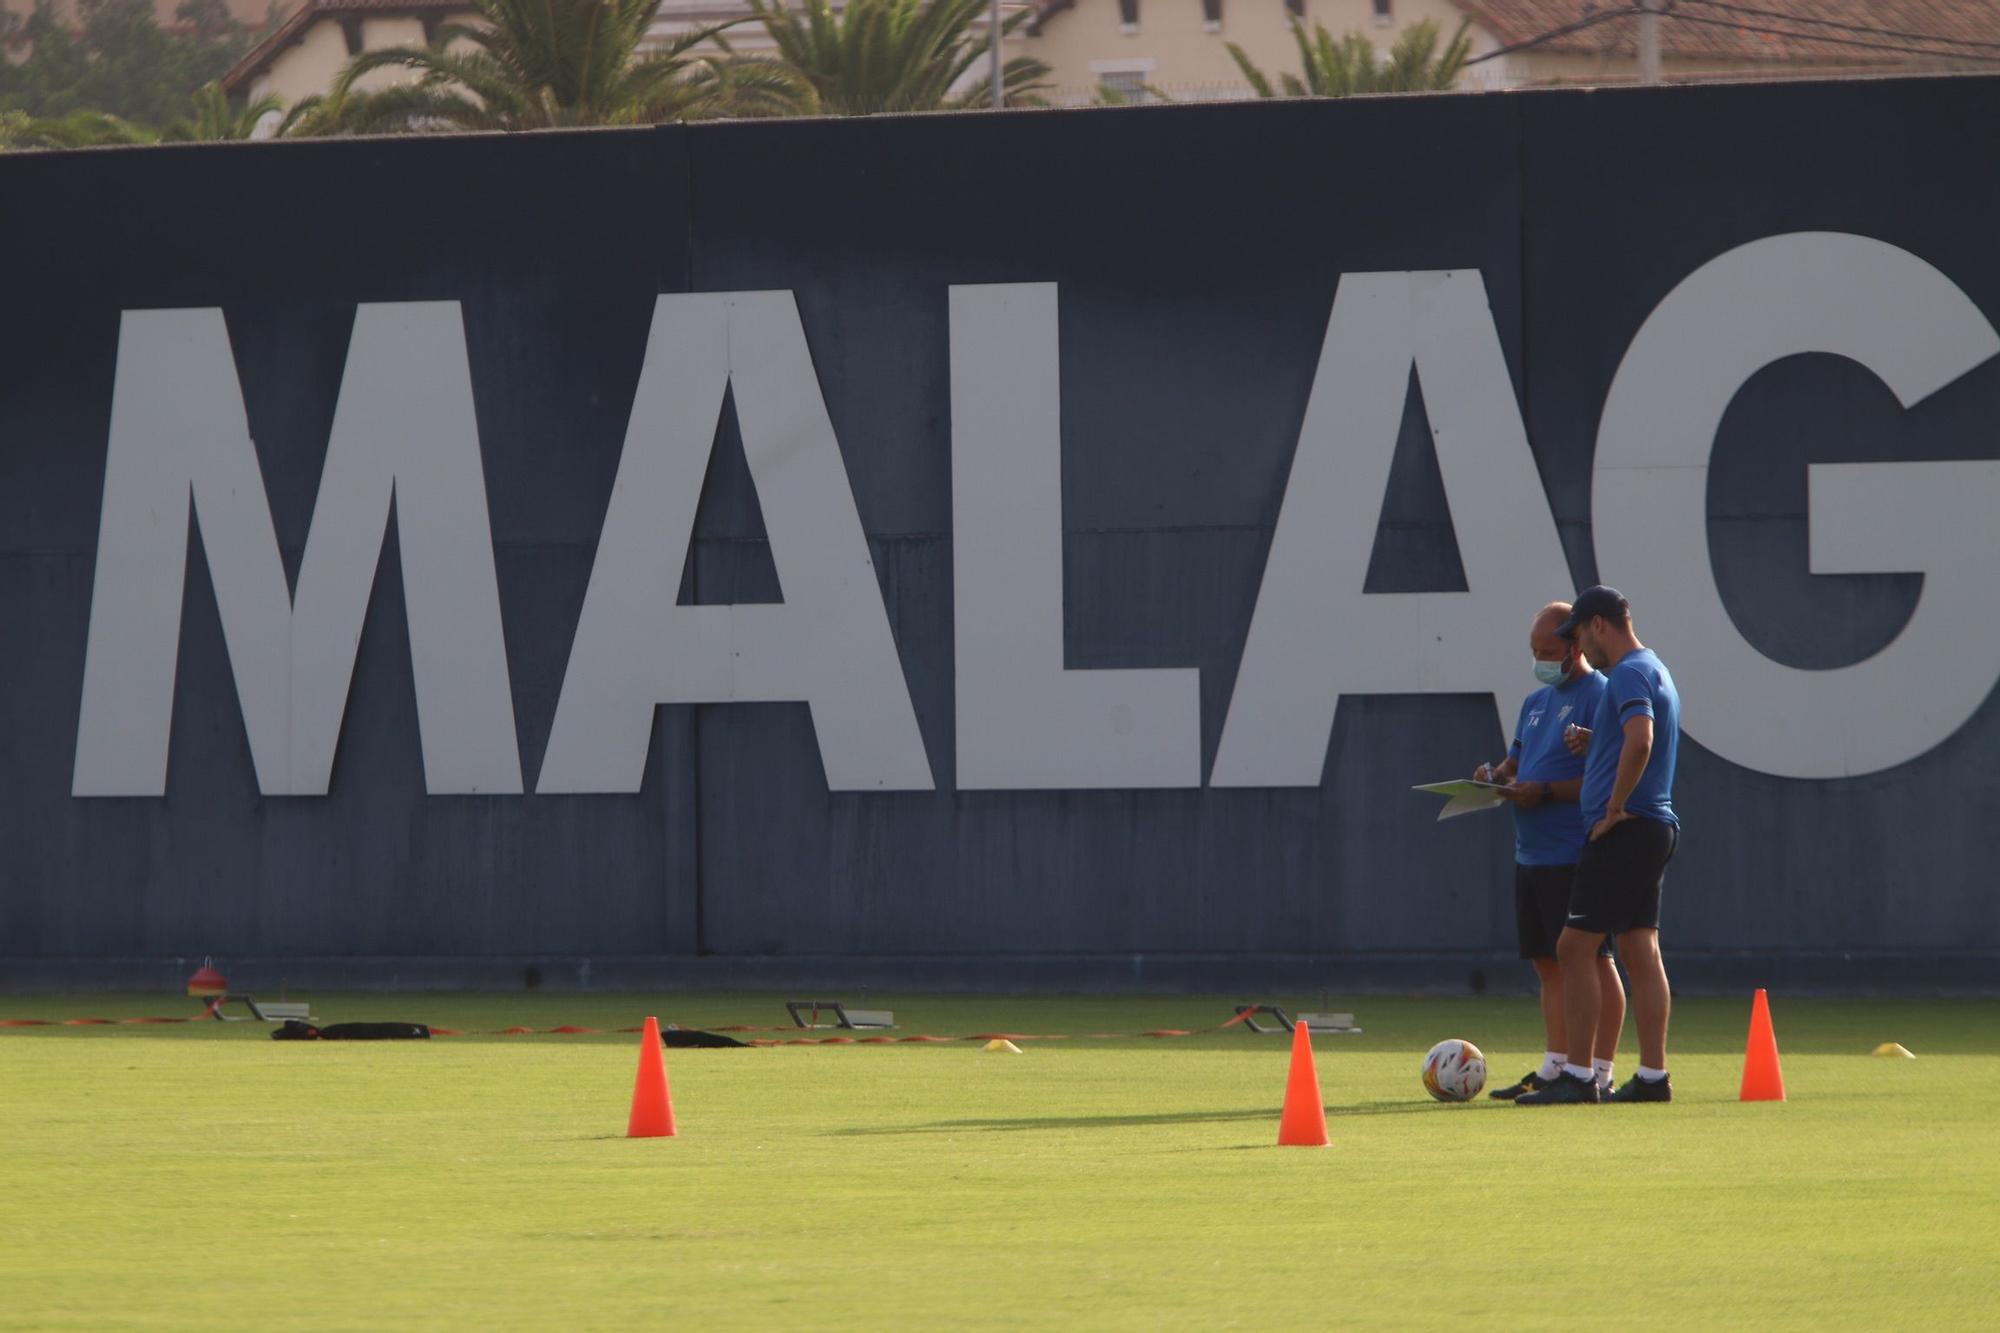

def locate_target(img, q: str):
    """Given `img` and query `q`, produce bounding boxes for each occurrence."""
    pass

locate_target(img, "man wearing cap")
[1519,585,1681,1105]
[1474,602,1626,1100]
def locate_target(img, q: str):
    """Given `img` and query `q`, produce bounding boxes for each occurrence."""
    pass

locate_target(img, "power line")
[1677,0,2000,55]
[1663,9,2000,64]
[1464,4,1642,66]
[1464,0,2000,72]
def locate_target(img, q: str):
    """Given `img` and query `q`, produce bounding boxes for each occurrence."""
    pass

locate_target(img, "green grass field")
[2,993,1994,1329]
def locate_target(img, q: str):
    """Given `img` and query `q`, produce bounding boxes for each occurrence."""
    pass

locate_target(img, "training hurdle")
[785,1000,895,1030]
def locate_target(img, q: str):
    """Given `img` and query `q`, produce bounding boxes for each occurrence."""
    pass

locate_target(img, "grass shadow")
[1327,1098,1475,1117]
[827,1099,1455,1137]
[828,1108,1273,1136]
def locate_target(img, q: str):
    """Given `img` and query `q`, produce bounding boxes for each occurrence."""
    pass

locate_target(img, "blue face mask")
[1533,658,1567,686]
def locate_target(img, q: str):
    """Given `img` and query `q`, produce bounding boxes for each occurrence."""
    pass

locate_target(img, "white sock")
[1563,1062,1595,1082]
[1538,1051,1565,1080]
[1636,1065,1668,1082]
[1593,1058,1615,1085]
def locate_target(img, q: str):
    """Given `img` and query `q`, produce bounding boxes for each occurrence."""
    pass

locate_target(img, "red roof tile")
[1451,0,2000,68]
[1024,0,2000,70]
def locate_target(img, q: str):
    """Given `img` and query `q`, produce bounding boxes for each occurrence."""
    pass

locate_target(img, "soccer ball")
[1421,1039,1487,1102]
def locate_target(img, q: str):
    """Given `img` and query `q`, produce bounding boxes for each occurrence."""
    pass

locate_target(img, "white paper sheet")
[1411,779,1509,821]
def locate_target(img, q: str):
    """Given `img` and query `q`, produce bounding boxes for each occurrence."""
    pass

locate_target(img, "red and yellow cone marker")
[1739,988,1786,1103]
[1277,1020,1330,1147]
[627,1016,678,1138]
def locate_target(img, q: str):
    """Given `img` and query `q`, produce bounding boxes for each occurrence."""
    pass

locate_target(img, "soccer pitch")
[2,993,1993,1330]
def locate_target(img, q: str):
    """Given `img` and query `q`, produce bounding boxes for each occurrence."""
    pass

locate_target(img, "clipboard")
[1411,779,1509,821]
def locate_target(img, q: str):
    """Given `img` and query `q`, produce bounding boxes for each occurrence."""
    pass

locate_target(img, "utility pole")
[991,0,1005,108]
[1637,0,1662,85]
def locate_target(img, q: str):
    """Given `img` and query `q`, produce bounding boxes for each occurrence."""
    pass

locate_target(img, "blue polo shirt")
[1580,648,1680,829]
[1506,670,1607,866]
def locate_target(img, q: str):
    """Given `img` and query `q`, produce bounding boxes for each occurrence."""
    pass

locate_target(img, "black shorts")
[1568,817,1679,935]
[1515,864,1614,960]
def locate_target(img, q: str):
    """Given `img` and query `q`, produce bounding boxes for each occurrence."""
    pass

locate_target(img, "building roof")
[1451,1,2000,69]
[1025,0,2000,72]
[218,0,468,96]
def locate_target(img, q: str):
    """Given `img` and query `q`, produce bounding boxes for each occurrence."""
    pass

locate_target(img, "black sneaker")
[1515,1070,1601,1105]
[1604,1073,1672,1103]
[1488,1070,1552,1100]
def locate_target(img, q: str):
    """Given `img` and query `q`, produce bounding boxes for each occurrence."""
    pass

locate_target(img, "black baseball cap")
[1555,585,1629,639]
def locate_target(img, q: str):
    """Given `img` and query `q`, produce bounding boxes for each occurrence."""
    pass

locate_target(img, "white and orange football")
[1421,1039,1487,1102]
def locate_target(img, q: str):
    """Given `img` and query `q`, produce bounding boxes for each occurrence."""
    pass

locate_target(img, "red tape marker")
[3,1012,1285,1043]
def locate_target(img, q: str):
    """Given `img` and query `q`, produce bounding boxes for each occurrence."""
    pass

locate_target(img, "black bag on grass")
[271,1020,430,1041]
[663,1027,747,1049]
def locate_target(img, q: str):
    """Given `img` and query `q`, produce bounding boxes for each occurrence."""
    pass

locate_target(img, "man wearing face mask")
[1472,602,1625,1100]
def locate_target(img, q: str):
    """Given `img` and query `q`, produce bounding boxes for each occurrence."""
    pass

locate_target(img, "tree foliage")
[0,0,261,126]
[1227,16,1471,99]
[309,0,815,133]
[747,0,1050,115]
[0,105,153,147]
[159,80,282,140]
[1,0,1117,148]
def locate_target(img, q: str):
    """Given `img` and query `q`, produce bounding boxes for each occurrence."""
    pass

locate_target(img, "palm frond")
[1248,14,1468,100]
[1225,41,1276,99]
[748,0,1024,116]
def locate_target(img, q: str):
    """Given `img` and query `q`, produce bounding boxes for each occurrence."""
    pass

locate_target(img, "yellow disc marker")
[1871,1042,1916,1059]
[982,1039,1023,1054]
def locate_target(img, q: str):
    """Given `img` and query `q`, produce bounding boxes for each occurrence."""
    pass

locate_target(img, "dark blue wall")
[3,79,1996,991]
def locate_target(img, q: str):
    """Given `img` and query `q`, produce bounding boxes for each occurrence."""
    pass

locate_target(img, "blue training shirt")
[1580,647,1680,829]
[1507,670,1607,866]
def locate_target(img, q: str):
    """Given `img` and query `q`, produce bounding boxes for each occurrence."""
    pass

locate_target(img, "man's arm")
[1590,715,1653,838]
[1501,774,1579,808]
[1542,776,1583,803]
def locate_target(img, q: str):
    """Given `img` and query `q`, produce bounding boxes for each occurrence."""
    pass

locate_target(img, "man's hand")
[1589,808,1631,841]
[1563,724,1592,757]
[1501,781,1544,809]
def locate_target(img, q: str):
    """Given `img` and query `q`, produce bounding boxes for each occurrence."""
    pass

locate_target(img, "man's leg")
[1555,926,1605,1078]
[1533,955,1566,1057]
[1591,952,1625,1088]
[1491,955,1570,1099]
[1621,927,1670,1071]
[1493,867,1574,1098]
[1518,927,1609,1104]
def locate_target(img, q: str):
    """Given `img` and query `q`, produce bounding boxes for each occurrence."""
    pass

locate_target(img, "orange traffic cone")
[1277,1019,1330,1147]
[627,1016,678,1138]
[1739,988,1786,1103]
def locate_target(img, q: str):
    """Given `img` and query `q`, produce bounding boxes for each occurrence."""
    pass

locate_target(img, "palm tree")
[1375,17,1474,91]
[312,0,815,135]
[1228,16,1471,99]
[0,108,155,149]
[159,82,285,141]
[747,0,1051,115]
